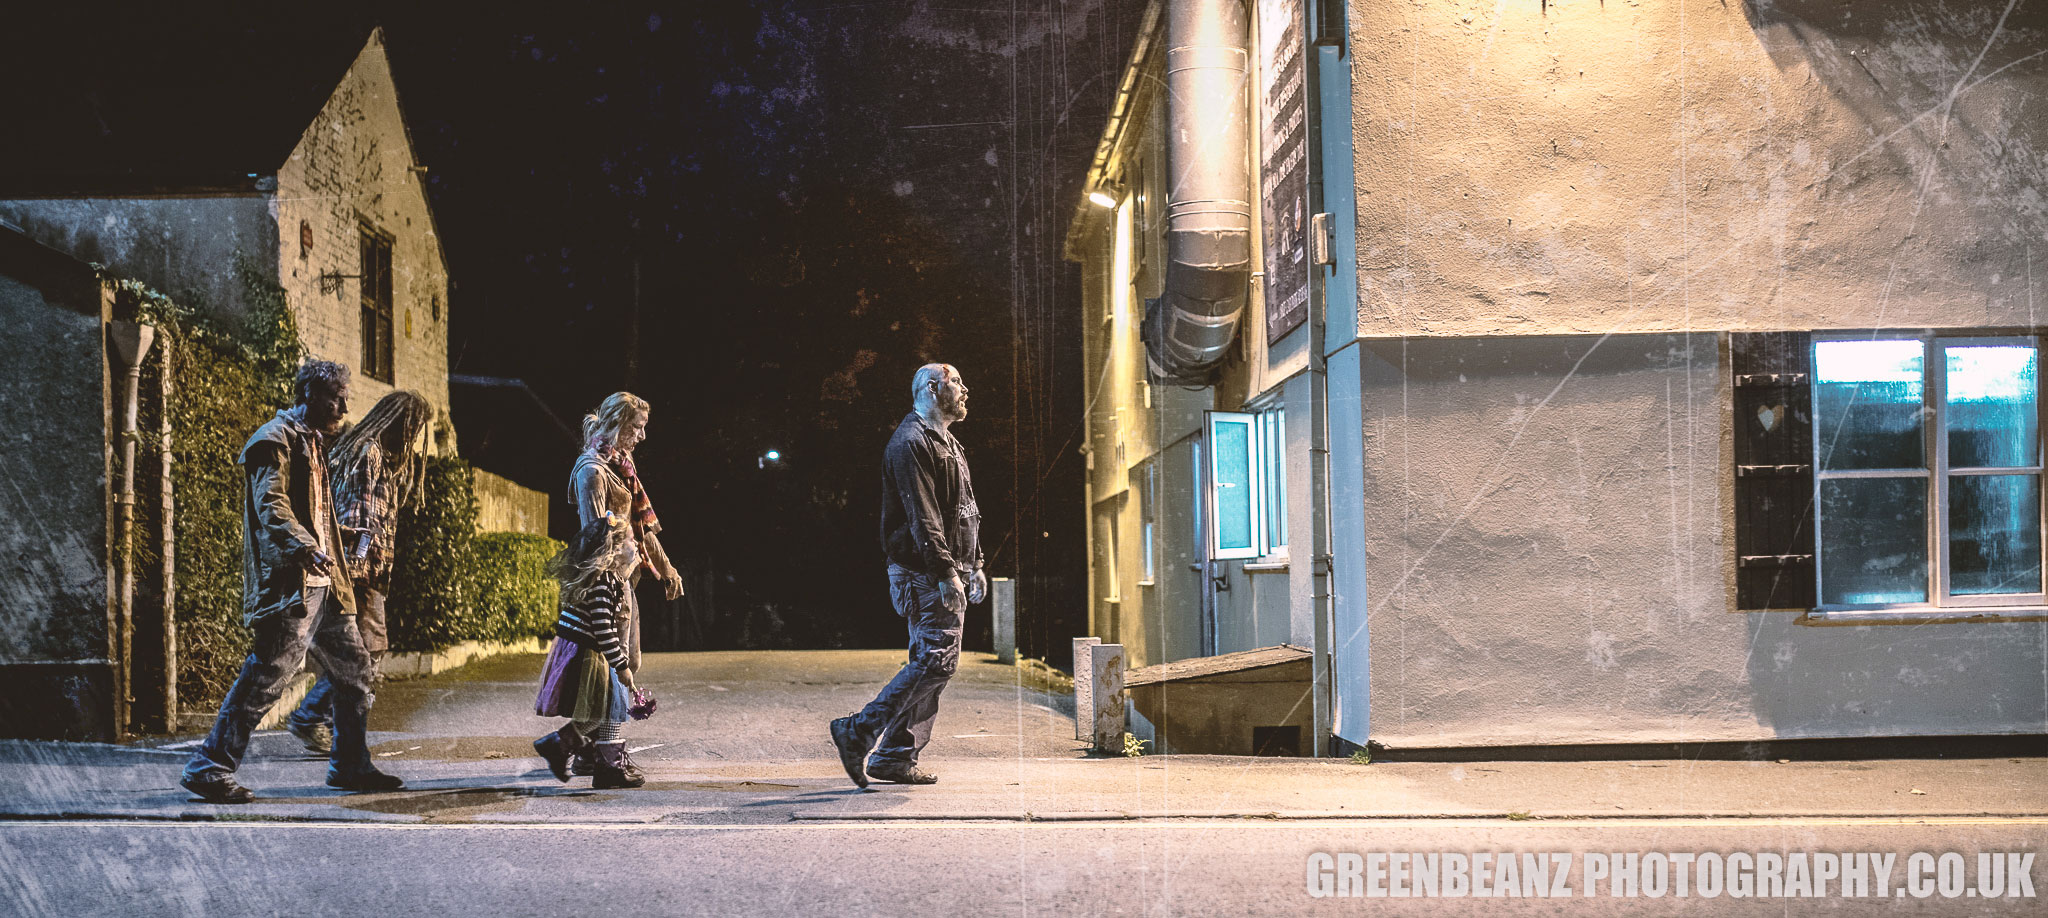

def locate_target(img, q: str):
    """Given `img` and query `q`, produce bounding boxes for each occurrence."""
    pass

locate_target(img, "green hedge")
[389,456,563,652]
[474,532,564,644]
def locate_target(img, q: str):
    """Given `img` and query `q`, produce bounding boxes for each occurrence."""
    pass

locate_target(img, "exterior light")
[1088,188,1120,209]
[765,450,781,461]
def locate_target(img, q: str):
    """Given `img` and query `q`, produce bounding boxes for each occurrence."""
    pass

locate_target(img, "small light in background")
[758,449,785,470]
[765,450,781,461]
[1088,188,1119,209]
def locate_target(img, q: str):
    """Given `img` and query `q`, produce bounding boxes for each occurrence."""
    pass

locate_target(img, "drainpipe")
[1304,0,1340,756]
[107,320,155,738]
[1146,0,1252,381]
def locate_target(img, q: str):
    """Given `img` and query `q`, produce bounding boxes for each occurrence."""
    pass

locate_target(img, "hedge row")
[388,456,562,652]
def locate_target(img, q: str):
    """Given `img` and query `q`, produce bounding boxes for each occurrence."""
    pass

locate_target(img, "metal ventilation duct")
[1145,0,1252,382]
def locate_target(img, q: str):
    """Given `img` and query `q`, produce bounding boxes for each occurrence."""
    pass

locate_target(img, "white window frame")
[1207,407,1288,562]
[1813,333,2046,611]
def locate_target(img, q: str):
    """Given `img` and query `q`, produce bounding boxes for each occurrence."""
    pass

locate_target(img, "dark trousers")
[289,586,386,730]
[184,586,376,781]
[853,565,964,768]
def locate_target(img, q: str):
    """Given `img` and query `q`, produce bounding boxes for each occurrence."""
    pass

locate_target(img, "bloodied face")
[934,367,969,422]
[305,379,350,436]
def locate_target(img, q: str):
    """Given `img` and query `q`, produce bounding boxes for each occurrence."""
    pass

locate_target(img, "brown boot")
[533,724,586,783]
[592,742,645,789]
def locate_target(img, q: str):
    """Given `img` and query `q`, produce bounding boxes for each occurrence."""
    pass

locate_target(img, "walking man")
[181,360,403,803]
[286,390,432,754]
[832,363,986,788]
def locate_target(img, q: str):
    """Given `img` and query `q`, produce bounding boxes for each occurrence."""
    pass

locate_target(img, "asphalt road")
[5,818,2042,917]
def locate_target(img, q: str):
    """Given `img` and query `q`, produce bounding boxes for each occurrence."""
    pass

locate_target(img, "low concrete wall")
[473,468,548,536]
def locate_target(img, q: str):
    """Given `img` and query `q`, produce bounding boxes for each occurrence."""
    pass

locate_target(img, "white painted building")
[1067,0,2048,754]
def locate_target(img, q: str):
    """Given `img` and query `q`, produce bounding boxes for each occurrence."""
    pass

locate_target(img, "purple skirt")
[534,636,627,723]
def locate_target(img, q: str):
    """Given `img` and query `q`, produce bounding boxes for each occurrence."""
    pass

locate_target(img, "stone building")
[0,28,455,442]
[1067,0,2048,755]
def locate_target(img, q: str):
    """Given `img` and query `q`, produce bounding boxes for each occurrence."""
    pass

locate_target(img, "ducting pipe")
[1145,0,1252,381]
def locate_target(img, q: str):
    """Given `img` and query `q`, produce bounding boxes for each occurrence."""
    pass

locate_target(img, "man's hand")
[304,549,335,579]
[662,570,685,600]
[967,569,988,605]
[939,574,969,614]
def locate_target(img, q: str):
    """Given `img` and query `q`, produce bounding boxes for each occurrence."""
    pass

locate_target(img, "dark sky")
[5,2,1138,660]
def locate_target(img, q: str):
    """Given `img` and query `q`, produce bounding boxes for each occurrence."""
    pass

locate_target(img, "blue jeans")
[289,587,385,730]
[853,565,964,768]
[184,586,376,782]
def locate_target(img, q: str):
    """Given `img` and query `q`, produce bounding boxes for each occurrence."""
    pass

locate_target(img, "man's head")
[912,363,968,423]
[295,360,351,435]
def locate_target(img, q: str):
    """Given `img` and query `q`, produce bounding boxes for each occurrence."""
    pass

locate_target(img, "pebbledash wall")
[1343,0,2048,748]
[275,28,452,430]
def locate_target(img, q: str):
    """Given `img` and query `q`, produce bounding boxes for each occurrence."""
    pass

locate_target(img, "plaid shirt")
[335,442,400,591]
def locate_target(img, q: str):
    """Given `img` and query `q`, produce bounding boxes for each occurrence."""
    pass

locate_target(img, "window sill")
[1136,580,1155,588]
[1242,560,1289,573]
[1799,607,2048,626]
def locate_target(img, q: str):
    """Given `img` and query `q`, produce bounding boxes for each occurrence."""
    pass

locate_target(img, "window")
[359,225,394,383]
[1208,407,1288,560]
[1140,461,1157,584]
[1812,336,2042,609]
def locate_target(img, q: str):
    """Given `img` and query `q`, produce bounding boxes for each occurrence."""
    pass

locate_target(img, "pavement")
[3,649,2045,826]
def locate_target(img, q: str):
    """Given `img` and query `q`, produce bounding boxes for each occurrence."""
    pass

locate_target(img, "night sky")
[4,2,1139,663]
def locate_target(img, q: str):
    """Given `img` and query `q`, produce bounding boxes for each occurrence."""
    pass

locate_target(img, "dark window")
[1733,331,2046,611]
[359,225,394,383]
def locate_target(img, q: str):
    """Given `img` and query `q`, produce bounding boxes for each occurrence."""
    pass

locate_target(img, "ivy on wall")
[117,259,558,718]
[120,257,303,711]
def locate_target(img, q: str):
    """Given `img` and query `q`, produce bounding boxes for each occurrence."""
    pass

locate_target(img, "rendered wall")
[1347,0,2048,337]
[0,261,114,739]
[1358,335,2048,747]
[0,196,276,320]
[275,29,453,432]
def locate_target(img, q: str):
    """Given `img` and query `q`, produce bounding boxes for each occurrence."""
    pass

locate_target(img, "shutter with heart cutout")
[1732,331,1817,609]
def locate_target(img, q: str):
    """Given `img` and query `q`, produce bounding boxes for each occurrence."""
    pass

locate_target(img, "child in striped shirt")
[533,513,645,788]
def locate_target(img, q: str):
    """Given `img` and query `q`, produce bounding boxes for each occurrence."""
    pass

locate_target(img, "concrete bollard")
[1072,637,1101,740]
[992,578,1016,665]
[1087,643,1127,753]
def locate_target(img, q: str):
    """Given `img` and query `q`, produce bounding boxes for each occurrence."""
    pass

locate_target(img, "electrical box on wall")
[1309,212,1335,267]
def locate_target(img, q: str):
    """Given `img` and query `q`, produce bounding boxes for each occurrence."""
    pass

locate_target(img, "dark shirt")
[880,411,982,578]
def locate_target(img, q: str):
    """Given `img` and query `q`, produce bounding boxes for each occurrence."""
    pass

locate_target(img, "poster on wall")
[1260,0,1309,344]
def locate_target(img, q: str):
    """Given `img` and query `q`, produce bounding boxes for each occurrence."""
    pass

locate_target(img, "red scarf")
[594,438,662,575]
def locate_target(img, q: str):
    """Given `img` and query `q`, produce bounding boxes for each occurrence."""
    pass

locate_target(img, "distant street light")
[758,449,784,470]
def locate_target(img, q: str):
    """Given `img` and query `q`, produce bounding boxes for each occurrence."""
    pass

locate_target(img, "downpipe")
[107,320,155,738]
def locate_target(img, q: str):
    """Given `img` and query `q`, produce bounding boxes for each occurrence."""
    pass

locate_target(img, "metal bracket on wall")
[318,272,361,295]
[1739,554,1815,568]
[1734,373,1809,387]
[1736,464,1813,477]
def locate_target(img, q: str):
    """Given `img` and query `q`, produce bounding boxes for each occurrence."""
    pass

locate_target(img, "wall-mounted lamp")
[1088,182,1125,209]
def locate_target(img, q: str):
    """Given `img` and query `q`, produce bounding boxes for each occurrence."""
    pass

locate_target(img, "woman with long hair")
[563,392,682,775]
[285,389,433,754]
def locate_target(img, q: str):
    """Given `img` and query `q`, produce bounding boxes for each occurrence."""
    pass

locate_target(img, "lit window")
[1208,408,1288,560]
[1815,337,2042,608]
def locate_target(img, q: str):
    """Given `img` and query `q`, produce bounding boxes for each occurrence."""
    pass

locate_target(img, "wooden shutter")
[1732,332,1816,609]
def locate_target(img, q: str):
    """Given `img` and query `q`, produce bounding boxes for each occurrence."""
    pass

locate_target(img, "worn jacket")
[240,407,356,626]
[569,450,674,670]
[881,411,983,578]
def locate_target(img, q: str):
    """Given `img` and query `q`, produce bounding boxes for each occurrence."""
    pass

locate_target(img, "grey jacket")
[570,450,676,671]
[240,407,356,626]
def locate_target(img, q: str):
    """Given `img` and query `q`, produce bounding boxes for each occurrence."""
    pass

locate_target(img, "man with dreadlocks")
[286,390,432,755]
[181,360,403,803]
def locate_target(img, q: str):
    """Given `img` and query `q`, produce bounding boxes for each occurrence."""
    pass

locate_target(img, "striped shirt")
[555,573,628,671]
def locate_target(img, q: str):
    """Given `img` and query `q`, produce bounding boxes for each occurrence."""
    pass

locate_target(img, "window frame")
[1811,332,2046,612]
[359,222,396,384]
[1206,406,1289,562]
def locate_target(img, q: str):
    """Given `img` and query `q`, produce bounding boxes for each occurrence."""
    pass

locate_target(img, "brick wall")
[275,28,455,451]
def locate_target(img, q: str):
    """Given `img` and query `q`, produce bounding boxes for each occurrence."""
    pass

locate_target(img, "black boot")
[592,742,645,789]
[533,724,586,783]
